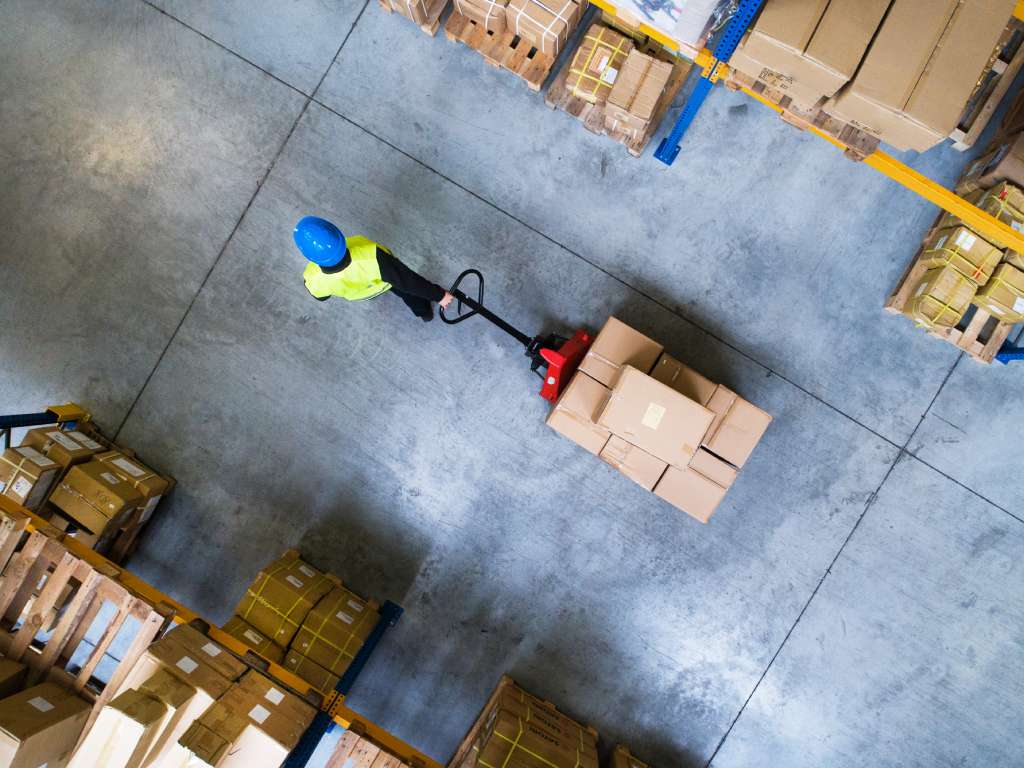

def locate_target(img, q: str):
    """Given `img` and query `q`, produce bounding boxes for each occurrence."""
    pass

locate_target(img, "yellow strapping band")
[570,32,629,97]
[242,559,329,639]
[300,590,374,671]
[927,246,989,283]
[0,454,38,484]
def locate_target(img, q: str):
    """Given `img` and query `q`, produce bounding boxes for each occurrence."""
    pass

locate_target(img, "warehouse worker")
[295,216,454,321]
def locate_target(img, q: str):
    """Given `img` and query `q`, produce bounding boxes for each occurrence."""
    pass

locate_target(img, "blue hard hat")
[294,216,345,267]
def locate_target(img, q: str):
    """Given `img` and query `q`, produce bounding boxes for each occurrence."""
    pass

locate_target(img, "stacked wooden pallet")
[443,11,557,91]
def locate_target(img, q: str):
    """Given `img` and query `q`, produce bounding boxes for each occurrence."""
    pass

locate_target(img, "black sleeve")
[376,247,445,302]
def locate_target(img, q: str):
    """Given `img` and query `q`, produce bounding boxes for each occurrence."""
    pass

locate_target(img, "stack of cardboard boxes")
[605,50,674,142]
[0,445,60,511]
[222,552,379,695]
[729,0,1015,152]
[547,318,771,523]
[504,0,583,56]
[381,0,449,29]
[567,25,633,105]
[454,0,508,32]
[0,680,91,768]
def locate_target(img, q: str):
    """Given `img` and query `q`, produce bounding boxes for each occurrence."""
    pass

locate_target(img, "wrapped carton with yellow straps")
[220,616,285,663]
[21,428,98,474]
[903,265,978,329]
[0,447,59,510]
[568,24,633,105]
[289,585,378,678]
[919,226,1001,286]
[972,262,1024,323]
[283,649,340,693]
[234,553,333,647]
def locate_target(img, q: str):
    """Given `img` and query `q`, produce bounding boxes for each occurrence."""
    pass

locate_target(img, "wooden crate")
[444,11,556,91]
[546,36,692,157]
[379,0,449,36]
[885,212,1019,364]
[328,724,420,767]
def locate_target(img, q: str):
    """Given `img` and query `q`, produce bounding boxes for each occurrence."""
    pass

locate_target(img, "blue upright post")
[655,0,766,165]
[282,600,404,768]
[996,341,1024,363]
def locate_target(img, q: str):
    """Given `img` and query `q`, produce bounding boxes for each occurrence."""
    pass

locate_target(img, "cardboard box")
[578,316,663,388]
[96,450,170,524]
[283,649,340,693]
[68,689,167,768]
[598,435,667,491]
[727,49,826,111]
[920,226,1002,285]
[904,265,978,329]
[701,386,772,468]
[0,447,59,511]
[21,428,96,471]
[937,183,1024,234]
[689,448,738,488]
[606,51,673,140]
[385,0,447,25]
[135,668,205,768]
[178,701,253,767]
[290,586,377,677]
[117,630,238,701]
[0,682,91,768]
[568,25,633,105]
[0,659,26,700]
[546,372,612,455]
[48,460,143,533]
[220,616,285,664]
[234,554,334,647]
[957,132,1024,194]
[649,353,716,406]
[505,0,580,57]
[597,366,714,469]
[654,464,728,523]
[454,0,508,32]
[229,670,317,729]
[973,262,1024,322]
[612,744,649,768]
[162,624,247,682]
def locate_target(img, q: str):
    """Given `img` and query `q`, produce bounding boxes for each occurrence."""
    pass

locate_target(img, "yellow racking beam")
[1016,0,1024,21]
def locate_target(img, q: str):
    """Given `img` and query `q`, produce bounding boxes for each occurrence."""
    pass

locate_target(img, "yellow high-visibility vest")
[303,236,392,301]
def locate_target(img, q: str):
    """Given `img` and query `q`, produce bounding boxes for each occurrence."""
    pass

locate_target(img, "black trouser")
[389,287,433,319]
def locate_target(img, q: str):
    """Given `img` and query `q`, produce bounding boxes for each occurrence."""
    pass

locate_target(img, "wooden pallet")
[444,11,555,91]
[885,212,1018,364]
[950,19,1024,150]
[0,522,172,749]
[545,35,692,157]
[378,0,448,35]
[724,70,880,161]
[328,724,421,768]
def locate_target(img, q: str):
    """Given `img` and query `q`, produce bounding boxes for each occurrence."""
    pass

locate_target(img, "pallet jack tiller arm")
[440,269,592,402]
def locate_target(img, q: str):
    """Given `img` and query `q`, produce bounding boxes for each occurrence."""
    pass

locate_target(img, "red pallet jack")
[440,269,592,402]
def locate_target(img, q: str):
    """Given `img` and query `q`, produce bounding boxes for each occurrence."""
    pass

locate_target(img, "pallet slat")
[444,11,556,91]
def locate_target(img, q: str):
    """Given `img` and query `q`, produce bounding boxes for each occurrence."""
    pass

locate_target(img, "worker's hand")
[439,292,455,309]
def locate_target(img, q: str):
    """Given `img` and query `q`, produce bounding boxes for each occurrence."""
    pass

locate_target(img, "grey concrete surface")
[1,1,1022,767]
[709,456,1024,768]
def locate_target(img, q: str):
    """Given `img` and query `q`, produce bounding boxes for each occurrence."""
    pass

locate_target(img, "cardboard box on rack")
[133,668,205,768]
[504,0,581,57]
[384,0,447,25]
[606,51,673,140]
[290,586,377,677]
[48,460,143,533]
[920,226,1002,286]
[68,688,167,768]
[937,184,1024,233]
[972,262,1024,322]
[904,265,978,329]
[957,132,1024,194]
[21,428,96,472]
[649,353,716,406]
[220,616,285,664]
[454,0,509,32]
[701,386,773,469]
[0,682,91,768]
[95,450,170,524]
[578,316,663,388]
[283,649,340,693]
[598,435,667,491]
[0,447,59,511]
[234,553,334,647]
[568,24,633,105]
[546,372,612,455]
[597,366,714,469]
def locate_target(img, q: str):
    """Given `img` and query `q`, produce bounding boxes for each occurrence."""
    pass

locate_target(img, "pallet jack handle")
[440,269,535,350]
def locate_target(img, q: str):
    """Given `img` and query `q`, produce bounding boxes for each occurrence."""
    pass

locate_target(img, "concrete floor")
[2,1,1023,766]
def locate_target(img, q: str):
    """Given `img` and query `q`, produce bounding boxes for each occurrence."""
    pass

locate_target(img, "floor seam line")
[310,0,373,101]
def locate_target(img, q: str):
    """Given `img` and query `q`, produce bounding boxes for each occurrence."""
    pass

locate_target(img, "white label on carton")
[201,642,221,657]
[175,656,198,674]
[336,611,354,625]
[28,697,53,713]
[16,446,50,466]
[264,687,284,705]
[914,282,927,297]
[285,575,304,589]
[100,472,120,486]
[955,230,977,250]
[243,629,264,644]
[641,403,666,430]
[112,457,145,477]
[45,431,80,451]
[11,478,32,500]
[347,599,364,612]
[601,66,618,85]
[596,54,609,73]
[297,564,315,578]
[68,431,102,450]
[248,704,271,724]
[991,305,1006,315]
[1015,297,1024,313]
[1013,221,1024,232]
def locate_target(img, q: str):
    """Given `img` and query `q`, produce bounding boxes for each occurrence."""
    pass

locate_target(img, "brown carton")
[454,0,508,31]
[234,553,334,647]
[727,49,825,111]
[578,316,663,388]
[598,435,667,491]
[67,688,167,768]
[701,387,772,468]
[568,25,633,105]
[291,586,377,677]
[96,450,170,524]
[904,265,978,329]
[597,366,714,469]
[957,132,1024,194]
[229,670,317,735]
[689,448,738,488]
[937,184,1024,234]
[505,0,580,57]
[134,667,201,767]
[283,649,340,693]
[48,460,143,533]
[178,701,252,767]
[0,682,91,768]
[385,0,447,25]
[162,624,247,681]
[0,447,59,511]
[612,744,649,768]
[606,51,673,140]
[649,353,716,405]
[546,372,612,455]
[973,262,1024,322]
[0,659,26,700]
[220,616,285,663]
[920,226,1002,286]
[654,465,728,523]
[21,428,96,471]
